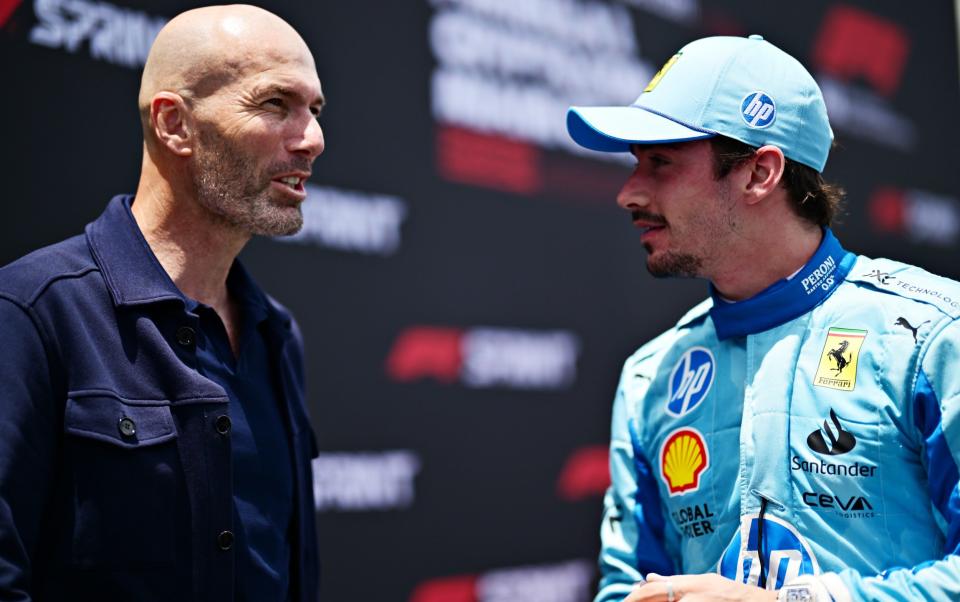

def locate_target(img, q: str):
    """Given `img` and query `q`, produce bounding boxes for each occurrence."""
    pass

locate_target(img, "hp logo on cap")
[740,92,776,129]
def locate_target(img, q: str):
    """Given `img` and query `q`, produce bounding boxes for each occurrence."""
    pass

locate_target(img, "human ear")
[150,92,193,157]
[744,145,785,205]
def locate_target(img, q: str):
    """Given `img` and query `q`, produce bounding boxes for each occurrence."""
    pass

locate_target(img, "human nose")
[616,171,649,211]
[289,117,325,160]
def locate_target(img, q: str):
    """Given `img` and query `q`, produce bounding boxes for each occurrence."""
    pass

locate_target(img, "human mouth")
[271,173,310,199]
[631,211,666,233]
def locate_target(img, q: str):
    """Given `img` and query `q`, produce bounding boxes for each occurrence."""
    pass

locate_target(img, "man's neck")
[131,176,249,309]
[709,221,824,302]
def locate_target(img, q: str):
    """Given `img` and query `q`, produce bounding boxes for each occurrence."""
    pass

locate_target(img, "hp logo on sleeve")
[666,347,715,417]
[740,92,776,128]
[718,515,820,590]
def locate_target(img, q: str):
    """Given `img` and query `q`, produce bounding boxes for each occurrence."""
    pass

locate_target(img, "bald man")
[0,5,323,601]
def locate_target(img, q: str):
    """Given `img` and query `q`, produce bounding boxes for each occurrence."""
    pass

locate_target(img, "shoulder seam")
[846,259,960,319]
[846,279,957,320]
[0,293,58,373]
[912,314,960,401]
[25,266,101,306]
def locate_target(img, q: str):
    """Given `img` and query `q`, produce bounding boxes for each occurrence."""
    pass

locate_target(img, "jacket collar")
[708,228,855,340]
[85,195,288,331]
[86,195,185,307]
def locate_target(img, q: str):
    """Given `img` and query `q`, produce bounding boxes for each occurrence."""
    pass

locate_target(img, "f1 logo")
[812,5,909,97]
[666,347,715,417]
[741,92,776,129]
[0,0,22,29]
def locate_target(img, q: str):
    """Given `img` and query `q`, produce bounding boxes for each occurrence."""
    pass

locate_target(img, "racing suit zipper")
[757,496,769,589]
[750,489,786,589]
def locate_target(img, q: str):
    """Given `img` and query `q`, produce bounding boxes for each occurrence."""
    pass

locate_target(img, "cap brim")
[566,106,715,152]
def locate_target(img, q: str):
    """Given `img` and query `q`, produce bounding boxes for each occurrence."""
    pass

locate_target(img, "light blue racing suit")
[598,230,960,601]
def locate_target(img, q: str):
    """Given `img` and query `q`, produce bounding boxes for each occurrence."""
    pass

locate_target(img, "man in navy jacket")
[0,5,324,600]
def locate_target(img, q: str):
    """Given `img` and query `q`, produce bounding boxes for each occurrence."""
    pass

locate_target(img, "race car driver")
[566,34,960,602]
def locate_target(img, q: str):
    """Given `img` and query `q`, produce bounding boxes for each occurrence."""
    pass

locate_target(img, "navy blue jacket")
[0,196,319,601]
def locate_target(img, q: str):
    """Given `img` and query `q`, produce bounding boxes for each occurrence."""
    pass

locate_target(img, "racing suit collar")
[708,228,855,340]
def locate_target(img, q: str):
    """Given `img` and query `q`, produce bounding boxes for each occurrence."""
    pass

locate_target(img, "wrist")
[777,576,832,602]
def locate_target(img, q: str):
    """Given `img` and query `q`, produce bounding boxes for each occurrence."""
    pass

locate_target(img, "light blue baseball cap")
[567,35,833,172]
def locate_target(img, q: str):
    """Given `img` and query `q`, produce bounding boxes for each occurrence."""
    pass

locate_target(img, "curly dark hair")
[709,136,845,227]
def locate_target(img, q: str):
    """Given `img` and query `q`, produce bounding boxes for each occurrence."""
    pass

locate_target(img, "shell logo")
[659,428,709,496]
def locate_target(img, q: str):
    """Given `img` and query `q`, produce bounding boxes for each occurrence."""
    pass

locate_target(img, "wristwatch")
[777,576,832,602]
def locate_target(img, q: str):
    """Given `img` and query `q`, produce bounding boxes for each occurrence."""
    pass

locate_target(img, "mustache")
[631,209,667,226]
[268,158,314,177]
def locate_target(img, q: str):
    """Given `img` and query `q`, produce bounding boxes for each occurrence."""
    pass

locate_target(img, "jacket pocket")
[63,395,184,570]
[65,395,177,447]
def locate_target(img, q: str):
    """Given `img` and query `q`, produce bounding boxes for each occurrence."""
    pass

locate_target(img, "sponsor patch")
[813,327,866,391]
[644,52,681,92]
[718,514,819,589]
[802,490,876,519]
[894,316,927,343]
[671,502,715,538]
[740,91,776,128]
[859,269,960,311]
[660,427,709,496]
[790,455,877,478]
[806,409,856,455]
[666,347,715,417]
[862,269,896,285]
[799,255,837,295]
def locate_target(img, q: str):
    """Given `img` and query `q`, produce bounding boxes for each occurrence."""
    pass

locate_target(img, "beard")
[190,125,307,236]
[645,247,703,278]
[633,209,705,278]
[638,181,736,279]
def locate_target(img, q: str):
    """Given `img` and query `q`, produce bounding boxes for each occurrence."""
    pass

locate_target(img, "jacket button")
[217,530,234,550]
[215,415,232,435]
[118,416,137,438]
[176,326,196,347]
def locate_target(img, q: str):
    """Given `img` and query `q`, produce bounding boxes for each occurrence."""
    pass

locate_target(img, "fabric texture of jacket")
[0,196,320,601]
[598,230,960,601]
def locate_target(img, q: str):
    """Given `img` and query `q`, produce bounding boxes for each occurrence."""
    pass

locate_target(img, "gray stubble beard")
[191,126,305,237]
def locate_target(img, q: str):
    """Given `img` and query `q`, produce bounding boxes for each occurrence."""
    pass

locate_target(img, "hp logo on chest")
[666,347,715,417]
[741,92,776,129]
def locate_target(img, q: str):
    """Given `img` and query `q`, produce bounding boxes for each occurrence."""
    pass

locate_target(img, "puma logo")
[894,317,928,343]
[827,340,851,375]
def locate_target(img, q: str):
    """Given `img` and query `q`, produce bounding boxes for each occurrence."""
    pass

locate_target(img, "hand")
[625,573,778,602]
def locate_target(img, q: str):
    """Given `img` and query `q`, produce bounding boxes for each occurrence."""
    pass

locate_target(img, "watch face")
[781,587,814,602]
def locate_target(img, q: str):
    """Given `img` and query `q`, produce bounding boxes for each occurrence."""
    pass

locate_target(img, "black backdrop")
[2,1,960,600]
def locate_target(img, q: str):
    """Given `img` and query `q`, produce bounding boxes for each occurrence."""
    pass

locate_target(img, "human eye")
[262,97,286,110]
[649,154,670,167]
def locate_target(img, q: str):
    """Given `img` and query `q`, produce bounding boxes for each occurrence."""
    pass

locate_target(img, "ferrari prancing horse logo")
[644,52,681,93]
[813,327,867,391]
